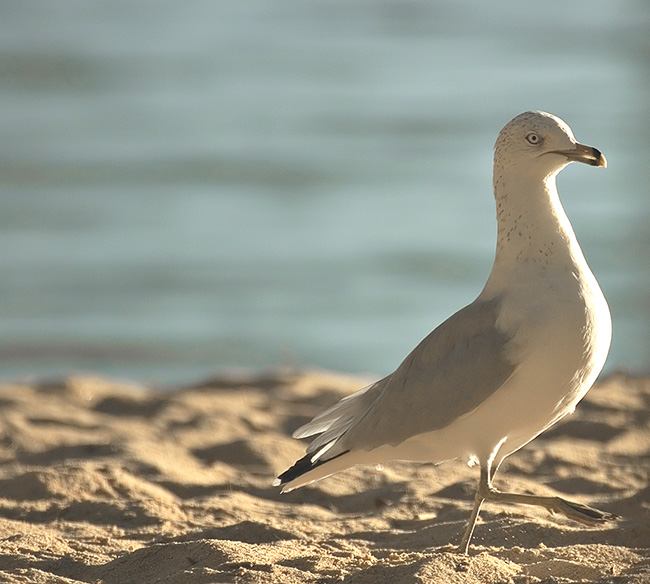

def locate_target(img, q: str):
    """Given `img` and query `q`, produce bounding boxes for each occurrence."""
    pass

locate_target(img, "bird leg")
[456,463,619,554]
[483,488,620,525]
[457,463,491,554]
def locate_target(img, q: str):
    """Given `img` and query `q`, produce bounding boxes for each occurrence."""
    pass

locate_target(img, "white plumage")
[275,111,616,552]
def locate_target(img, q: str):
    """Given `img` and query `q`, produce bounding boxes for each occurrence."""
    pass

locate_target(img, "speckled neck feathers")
[492,172,580,267]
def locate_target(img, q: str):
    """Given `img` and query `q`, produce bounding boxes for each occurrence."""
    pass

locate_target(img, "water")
[0,1,648,384]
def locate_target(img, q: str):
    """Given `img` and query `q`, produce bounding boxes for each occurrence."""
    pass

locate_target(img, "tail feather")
[275,375,388,492]
[292,382,376,440]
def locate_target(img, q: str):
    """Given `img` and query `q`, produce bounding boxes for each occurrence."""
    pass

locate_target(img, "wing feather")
[292,295,516,464]
[341,296,516,451]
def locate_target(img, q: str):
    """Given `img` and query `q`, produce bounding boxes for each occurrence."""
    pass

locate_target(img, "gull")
[275,111,616,553]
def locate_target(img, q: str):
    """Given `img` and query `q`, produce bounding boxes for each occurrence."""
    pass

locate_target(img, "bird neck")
[491,171,584,268]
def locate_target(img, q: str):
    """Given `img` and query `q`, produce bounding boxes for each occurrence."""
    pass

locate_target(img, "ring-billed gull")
[275,111,616,553]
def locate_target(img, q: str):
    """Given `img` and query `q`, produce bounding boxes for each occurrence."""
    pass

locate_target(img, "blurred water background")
[0,1,648,384]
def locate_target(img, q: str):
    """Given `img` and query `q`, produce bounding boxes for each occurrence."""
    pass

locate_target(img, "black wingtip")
[277,452,316,485]
[276,449,350,488]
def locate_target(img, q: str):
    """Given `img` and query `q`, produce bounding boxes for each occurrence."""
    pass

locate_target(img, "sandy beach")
[0,369,648,583]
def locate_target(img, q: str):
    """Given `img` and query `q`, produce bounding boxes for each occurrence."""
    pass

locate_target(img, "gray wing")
[338,295,516,451]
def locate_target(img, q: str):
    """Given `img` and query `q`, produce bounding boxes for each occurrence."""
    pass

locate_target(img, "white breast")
[474,245,611,466]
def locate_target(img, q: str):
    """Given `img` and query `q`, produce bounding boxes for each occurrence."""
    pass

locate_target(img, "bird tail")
[274,377,388,492]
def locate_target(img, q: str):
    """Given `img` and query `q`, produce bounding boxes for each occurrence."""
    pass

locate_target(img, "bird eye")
[526,132,541,145]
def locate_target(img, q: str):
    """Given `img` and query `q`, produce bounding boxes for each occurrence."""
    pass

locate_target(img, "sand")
[0,368,648,583]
